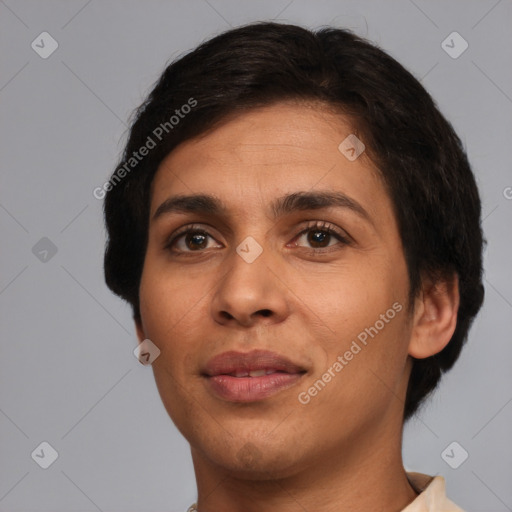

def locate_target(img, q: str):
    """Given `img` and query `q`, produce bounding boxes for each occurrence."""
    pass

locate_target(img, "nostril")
[258,309,272,317]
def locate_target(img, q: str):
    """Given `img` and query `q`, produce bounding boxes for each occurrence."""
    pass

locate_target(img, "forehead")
[159,102,369,168]
[149,102,390,224]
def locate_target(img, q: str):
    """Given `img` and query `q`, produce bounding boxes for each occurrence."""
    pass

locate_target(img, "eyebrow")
[153,191,373,224]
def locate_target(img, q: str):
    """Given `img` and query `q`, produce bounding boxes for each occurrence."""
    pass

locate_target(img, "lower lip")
[205,372,304,402]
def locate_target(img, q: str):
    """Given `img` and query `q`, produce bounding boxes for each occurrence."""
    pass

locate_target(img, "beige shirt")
[404,472,465,511]
[187,472,465,512]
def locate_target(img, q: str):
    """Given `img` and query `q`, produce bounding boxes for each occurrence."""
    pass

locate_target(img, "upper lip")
[203,349,307,377]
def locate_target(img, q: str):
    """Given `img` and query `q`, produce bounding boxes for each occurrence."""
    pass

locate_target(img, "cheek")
[138,268,206,428]
[138,269,196,381]
[294,254,410,405]
[301,315,410,423]
[138,258,208,338]
[291,252,402,334]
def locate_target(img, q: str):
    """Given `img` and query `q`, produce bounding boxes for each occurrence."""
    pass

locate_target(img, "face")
[136,101,415,479]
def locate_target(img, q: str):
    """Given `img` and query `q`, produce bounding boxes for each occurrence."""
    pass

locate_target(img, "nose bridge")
[228,202,275,271]
[235,234,266,265]
[211,231,288,326]
[224,233,272,297]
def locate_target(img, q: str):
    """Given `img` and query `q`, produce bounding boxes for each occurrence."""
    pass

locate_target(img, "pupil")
[187,233,207,250]
[309,230,328,247]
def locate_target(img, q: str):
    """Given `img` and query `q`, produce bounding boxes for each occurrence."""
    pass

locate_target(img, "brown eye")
[307,229,331,248]
[184,232,208,250]
[292,221,351,250]
[165,226,222,253]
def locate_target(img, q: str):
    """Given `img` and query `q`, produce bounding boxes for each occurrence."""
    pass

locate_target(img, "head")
[103,22,484,475]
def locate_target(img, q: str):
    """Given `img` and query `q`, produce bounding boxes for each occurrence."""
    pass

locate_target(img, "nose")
[211,246,290,328]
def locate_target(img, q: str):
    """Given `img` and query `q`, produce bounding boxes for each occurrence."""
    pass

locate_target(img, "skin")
[135,101,459,512]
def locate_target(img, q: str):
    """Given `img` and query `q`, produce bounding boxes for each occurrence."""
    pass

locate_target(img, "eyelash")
[164,220,351,254]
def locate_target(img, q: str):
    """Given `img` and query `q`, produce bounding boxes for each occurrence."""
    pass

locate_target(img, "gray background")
[1,0,511,511]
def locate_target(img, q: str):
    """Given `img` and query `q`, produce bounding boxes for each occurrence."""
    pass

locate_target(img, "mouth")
[202,349,307,402]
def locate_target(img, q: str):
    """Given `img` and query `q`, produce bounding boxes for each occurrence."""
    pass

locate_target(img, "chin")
[196,436,306,480]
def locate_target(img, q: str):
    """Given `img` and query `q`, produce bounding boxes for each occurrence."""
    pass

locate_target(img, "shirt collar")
[402,472,465,512]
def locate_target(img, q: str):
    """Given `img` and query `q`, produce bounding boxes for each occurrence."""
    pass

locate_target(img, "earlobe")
[408,273,460,359]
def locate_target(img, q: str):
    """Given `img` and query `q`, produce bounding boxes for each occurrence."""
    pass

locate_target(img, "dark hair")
[103,21,484,422]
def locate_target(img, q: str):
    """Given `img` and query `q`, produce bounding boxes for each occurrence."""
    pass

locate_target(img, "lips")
[203,349,306,377]
[203,349,307,402]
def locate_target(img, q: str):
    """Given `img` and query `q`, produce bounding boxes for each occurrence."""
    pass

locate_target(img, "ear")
[135,316,146,344]
[408,273,460,359]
